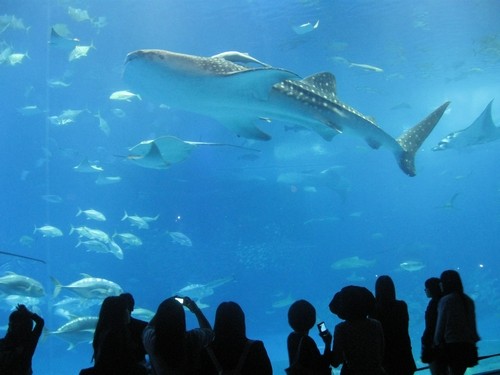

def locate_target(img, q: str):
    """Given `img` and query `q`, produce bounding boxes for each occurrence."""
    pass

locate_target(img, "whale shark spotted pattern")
[123,49,450,176]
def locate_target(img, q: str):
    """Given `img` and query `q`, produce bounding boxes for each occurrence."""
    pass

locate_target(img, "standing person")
[371,275,416,375]
[421,277,446,375]
[0,304,44,375]
[119,293,148,368]
[81,296,147,375]
[286,299,332,374]
[434,270,480,375]
[143,296,213,375]
[200,301,272,374]
[329,285,385,375]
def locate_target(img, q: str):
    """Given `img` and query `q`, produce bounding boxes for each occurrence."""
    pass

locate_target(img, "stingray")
[123,49,449,176]
[433,99,500,150]
[49,26,80,49]
[127,135,259,169]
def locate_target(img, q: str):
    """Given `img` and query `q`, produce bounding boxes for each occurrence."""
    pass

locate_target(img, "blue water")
[1,0,499,374]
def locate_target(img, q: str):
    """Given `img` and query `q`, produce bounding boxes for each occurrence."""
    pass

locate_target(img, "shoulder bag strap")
[291,336,305,366]
[206,345,224,374]
[234,339,255,373]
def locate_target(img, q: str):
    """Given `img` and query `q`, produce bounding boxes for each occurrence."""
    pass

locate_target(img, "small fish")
[72,227,110,243]
[292,20,320,35]
[76,208,106,221]
[121,211,149,229]
[51,274,123,299]
[400,261,425,272]
[19,235,34,247]
[47,316,98,350]
[67,7,91,22]
[17,105,44,116]
[331,256,375,270]
[73,159,104,173]
[33,225,63,237]
[111,108,126,118]
[69,43,94,61]
[113,232,142,246]
[109,90,141,102]
[41,194,63,203]
[141,215,159,223]
[349,62,384,73]
[95,175,121,185]
[76,239,109,253]
[95,111,110,136]
[0,272,45,297]
[167,231,192,246]
[7,52,29,65]
[47,79,71,88]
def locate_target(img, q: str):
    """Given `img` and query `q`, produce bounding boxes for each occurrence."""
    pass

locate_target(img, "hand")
[320,330,332,346]
[182,297,199,313]
[16,304,29,314]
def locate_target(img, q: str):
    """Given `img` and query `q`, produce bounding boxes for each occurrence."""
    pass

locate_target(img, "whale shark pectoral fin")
[396,101,450,176]
[217,116,272,141]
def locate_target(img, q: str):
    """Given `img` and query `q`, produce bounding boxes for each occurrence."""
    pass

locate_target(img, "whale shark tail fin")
[396,101,450,176]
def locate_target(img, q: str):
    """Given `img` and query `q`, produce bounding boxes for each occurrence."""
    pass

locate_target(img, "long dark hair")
[93,296,129,360]
[213,302,247,351]
[150,297,186,368]
[375,275,396,305]
[440,270,464,295]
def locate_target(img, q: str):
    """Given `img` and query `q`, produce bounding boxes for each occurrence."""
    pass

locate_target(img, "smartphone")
[175,297,184,304]
[317,321,327,336]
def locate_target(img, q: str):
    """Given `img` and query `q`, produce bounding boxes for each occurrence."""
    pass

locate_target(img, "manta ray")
[123,49,450,176]
[433,99,500,151]
[127,135,258,169]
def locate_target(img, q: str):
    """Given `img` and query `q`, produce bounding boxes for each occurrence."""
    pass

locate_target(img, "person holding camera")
[0,304,44,375]
[286,299,332,374]
[143,296,213,375]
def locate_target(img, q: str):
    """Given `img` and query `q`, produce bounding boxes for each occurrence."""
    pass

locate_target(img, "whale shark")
[433,99,500,151]
[123,49,449,176]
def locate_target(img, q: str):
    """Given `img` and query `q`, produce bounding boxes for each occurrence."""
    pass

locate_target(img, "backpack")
[206,340,254,375]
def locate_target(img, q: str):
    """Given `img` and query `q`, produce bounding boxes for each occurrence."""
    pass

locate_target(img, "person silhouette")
[434,270,480,375]
[119,293,148,367]
[200,301,272,374]
[143,296,213,374]
[80,296,147,375]
[286,299,332,374]
[371,275,416,375]
[329,285,385,375]
[421,277,446,375]
[0,304,44,375]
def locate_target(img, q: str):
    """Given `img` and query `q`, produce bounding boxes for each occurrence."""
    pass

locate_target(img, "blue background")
[0,1,499,373]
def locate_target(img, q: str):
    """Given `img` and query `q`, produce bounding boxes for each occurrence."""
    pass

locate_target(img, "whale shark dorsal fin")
[302,72,337,99]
